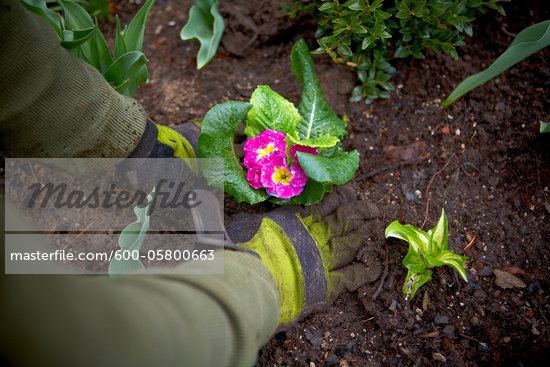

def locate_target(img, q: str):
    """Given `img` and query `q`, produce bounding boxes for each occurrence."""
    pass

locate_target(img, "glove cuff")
[237,212,328,325]
[128,119,196,160]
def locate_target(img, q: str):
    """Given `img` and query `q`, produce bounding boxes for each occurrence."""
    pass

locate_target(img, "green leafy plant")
[108,188,154,275]
[286,0,509,104]
[442,19,550,106]
[385,209,469,300]
[198,39,359,205]
[21,0,155,96]
[180,0,225,69]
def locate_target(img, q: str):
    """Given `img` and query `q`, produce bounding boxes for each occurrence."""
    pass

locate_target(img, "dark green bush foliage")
[285,0,509,103]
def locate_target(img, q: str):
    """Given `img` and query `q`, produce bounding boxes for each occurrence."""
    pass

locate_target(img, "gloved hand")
[129,118,199,159]
[226,186,383,326]
[122,119,201,185]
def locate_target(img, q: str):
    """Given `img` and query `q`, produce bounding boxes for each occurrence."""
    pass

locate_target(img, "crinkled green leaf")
[385,221,430,252]
[443,20,550,106]
[109,189,155,275]
[198,101,269,204]
[403,268,433,300]
[297,148,359,185]
[180,0,225,69]
[291,39,348,140]
[287,133,339,149]
[244,85,301,138]
[104,51,148,96]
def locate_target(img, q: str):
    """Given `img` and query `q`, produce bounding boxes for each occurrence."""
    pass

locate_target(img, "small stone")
[494,269,526,289]
[434,314,449,325]
[503,336,511,343]
[339,359,350,367]
[470,316,480,327]
[433,352,446,362]
[305,331,322,347]
[325,354,339,365]
[389,299,398,312]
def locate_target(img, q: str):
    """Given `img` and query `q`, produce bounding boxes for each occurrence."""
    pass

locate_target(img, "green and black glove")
[129,119,199,160]
[226,187,383,325]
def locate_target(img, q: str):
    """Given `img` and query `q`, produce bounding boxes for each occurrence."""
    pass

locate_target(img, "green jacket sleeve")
[0,250,280,367]
[0,0,146,158]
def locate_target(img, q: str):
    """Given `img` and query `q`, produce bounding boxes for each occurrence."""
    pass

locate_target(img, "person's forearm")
[0,251,280,367]
[0,0,146,158]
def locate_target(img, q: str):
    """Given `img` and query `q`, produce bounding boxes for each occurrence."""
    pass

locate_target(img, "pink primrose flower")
[243,129,287,169]
[260,155,306,199]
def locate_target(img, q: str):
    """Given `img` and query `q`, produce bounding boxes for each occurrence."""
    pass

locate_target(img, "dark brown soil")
[114,0,549,365]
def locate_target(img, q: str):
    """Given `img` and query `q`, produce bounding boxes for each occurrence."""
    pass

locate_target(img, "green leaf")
[270,180,330,206]
[60,25,97,48]
[403,246,428,274]
[291,39,348,140]
[287,133,339,149]
[108,188,155,275]
[59,0,94,29]
[437,250,469,282]
[443,20,550,106]
[385,221,430,253]
[430,208,448,253]
[20,0,64,37]
[297,148,359,185]
[103,51,149,97]
[244,85,301,138]
[123,0,155,52]
[198,101,270,204]
[403,268,432,300]
[114,16,128,60]
[180,0,225,69]
[540,121,550,133]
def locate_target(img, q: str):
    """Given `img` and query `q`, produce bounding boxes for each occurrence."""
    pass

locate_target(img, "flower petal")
[246,166,263,189]
[290,164,308,187]
[289,144,319,163]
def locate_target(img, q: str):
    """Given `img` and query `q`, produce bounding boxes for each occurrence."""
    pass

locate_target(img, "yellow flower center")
[273,166,292,185]
[258,144,275,159]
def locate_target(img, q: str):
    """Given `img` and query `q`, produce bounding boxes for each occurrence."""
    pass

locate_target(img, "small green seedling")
[180,0,225,69]
[385,209,469,300]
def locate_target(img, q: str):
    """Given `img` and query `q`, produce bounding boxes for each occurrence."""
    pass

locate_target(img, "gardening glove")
[226,186,383,326]
[129,118,199,159]
[122,119,201,184]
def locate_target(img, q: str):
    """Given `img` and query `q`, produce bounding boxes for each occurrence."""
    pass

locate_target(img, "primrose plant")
[21,0,155,97]
[385,209,469,300]
[198,39,359,205]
